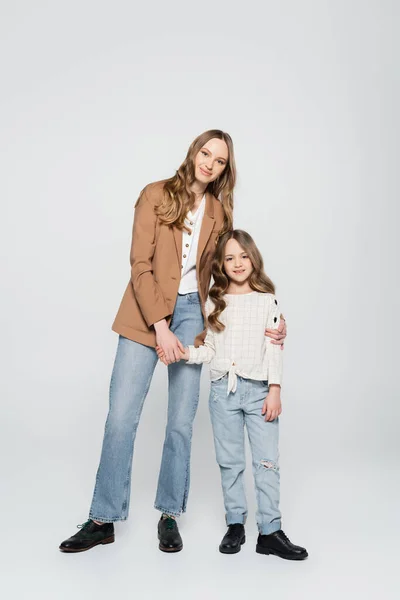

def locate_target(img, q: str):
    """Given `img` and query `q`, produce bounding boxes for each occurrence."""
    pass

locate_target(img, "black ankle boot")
[219,523,246,554]
[256,530,308,560]
[59,520,115,553]
[158,516,183,553]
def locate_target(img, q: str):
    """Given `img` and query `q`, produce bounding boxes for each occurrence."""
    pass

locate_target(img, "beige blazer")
[112,180,225,347]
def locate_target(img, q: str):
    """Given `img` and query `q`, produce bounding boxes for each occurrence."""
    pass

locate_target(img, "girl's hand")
[265,317,286,350]
[156,346,168,366]
[261,385,282,422]
[156,345,189,365]
[154,320,185,364]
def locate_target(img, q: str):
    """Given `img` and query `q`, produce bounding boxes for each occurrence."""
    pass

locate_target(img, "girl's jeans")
[89,292,204,522]
[209,375,281,535]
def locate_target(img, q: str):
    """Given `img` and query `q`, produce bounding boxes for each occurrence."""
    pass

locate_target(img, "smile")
[200,167,212,177]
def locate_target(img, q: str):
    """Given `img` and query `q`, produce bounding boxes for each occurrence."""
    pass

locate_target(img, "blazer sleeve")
[130,187,170,327]
[263,295,283,385]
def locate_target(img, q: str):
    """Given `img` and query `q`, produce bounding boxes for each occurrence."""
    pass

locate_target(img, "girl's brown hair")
[156,129,236,234]
[208,230,275,332]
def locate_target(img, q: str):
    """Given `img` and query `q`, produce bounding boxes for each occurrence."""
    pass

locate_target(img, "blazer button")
[183,254,187,258]
[188,231,192,235]
[185,243,189,248]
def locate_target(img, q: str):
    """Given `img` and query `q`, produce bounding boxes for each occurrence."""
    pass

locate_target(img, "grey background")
[1,1,399,598]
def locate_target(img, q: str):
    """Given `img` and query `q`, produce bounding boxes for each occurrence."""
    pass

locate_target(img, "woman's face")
[194,138,229,185]
[223,238,254,284]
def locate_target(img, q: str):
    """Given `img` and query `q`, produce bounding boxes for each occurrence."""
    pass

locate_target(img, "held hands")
[265,318,286,350]
[156,343,189,366]
[154,319,186,365]
[261,385,282,422]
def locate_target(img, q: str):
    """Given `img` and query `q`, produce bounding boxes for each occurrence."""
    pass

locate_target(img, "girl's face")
[194,138,228,185]
[223,238,254,284]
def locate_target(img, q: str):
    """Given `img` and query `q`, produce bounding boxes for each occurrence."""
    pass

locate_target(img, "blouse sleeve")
[186,297,216,364]
[264,295,283,385]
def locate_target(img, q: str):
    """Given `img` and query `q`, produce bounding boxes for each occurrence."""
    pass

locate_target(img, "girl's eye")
[201,151,208,156]
[225,257,232,261]
[242,255,248,259]
[218,160,225,165]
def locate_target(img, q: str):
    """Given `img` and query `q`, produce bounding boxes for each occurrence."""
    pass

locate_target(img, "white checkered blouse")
[187,291,283,394]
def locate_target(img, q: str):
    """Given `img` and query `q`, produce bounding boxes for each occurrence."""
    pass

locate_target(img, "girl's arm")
[186,327,216,364]
[156,298,216,365]
[186,297,216,364]
[261,295,283,421]
[264,295,283,385]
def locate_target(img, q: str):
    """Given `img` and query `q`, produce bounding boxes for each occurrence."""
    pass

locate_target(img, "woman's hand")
[265,317,286,349]
[156,345,189,365]
[261,385,282,422]
[154,319,185,364]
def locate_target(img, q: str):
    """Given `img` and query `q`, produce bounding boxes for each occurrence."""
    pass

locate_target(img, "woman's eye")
[201,151,208,156]
[242,255,248,259]
[218,160,224,165]
[225,257,232,261]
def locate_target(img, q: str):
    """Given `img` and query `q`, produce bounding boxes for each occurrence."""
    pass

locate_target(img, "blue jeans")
[89,292,204,522]
[209,375,281,535]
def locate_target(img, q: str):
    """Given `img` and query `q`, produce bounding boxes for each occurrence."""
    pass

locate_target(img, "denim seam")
[120,362,156,518]
[90,365,116,511]
[154,506,181,518]
[181,379,201,513]
[88,515,127,523]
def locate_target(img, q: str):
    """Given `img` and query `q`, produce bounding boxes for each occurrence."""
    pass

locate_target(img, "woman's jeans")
[89,292,204,522]
[209,375,281,535]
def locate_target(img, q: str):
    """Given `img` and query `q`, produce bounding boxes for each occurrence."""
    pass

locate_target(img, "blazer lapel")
[196,192,215,272]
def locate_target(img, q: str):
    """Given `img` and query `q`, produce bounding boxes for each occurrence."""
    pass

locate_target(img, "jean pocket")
[210,376,227,402]
[187,293,201,305]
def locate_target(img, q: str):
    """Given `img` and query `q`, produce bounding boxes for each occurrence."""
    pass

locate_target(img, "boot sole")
[158,543,183,553]
[256,544,308,560]
[59,535,115,553]
[219,535,246,554]
[158,533,183,553]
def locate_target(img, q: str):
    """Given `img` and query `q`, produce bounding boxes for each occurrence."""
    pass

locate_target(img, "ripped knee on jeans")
[260,459,279,471]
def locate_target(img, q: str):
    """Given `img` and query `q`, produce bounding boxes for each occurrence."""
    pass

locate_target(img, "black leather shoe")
[158,516,183,553]
[59,520,115,553]
[219,523,246,554]
[256,530,308,560]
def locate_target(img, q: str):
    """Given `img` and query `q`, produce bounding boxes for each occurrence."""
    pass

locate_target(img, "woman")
[59,130,287,554]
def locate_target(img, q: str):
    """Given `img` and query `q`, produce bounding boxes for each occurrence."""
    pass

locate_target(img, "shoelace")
[279,530,291,544]
[164,517,176,531]
[77,520,92,531]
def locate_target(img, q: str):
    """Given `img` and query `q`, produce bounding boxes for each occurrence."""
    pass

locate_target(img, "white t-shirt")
[178,194,206,295]
[187,292,283,394]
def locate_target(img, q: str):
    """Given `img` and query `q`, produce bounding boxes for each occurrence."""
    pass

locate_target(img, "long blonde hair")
[208,230,275,332]
[156,130,236,234]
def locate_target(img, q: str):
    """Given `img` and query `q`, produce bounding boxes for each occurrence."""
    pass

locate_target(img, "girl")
[158,230,307,560]
[59,132,287,554]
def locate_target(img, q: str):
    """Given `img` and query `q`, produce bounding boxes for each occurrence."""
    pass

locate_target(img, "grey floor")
[3,390,398,600]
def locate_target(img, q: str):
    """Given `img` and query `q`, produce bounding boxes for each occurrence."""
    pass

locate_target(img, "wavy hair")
[208,230,275,332]
[155,129,236,234]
